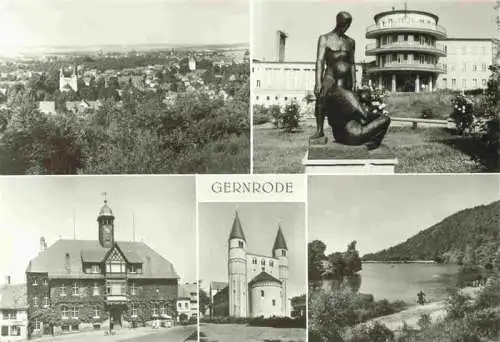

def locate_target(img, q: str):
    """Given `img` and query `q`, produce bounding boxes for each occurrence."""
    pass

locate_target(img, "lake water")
[359,263,460,304]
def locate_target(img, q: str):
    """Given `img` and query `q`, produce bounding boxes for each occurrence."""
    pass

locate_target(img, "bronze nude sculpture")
[311,11,390,150]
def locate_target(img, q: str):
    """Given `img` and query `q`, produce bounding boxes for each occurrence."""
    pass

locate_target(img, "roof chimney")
[40,237,47,252]
[276,30,288,62]
[5,275,11,285]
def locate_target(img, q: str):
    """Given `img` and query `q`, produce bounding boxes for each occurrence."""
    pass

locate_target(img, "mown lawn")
[199,323,305,342]
[253,122,493,173]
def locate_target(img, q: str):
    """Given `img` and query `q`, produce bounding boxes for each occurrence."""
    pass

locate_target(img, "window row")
[0,325,21,337]
[444,78,488,89]
[34,281,141,299]
[251,257,275,267]
[445,63,489,72]
[130,303,169,317]
[447,46,490,55]
[177,302,190,310]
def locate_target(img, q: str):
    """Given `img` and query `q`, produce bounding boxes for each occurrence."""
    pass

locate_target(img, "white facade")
[252,61,364,107]
[438,39,499,90]
[228,237,248,317]
[249,282,282,318]
[228,215,289,318]
[0,309,28,341]
[59,66,78,92]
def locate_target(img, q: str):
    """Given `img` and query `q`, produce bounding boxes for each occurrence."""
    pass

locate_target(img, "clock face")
[104,225,112,234]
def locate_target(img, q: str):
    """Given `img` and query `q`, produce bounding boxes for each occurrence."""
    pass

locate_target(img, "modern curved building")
[365,8,447,92]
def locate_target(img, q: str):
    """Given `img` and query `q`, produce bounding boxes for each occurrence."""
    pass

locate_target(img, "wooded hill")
[363,200,500,265]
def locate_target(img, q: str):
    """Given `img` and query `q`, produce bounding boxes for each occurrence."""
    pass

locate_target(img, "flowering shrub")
[451,94,475,134]
[356,86,389,117]
[271,102,301,132]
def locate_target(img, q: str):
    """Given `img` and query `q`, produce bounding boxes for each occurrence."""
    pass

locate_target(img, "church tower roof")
[228,211,246,241]
[98,200,114,217]
[272,225,288,250]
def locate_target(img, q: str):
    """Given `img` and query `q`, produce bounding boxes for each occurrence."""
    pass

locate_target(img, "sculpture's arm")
[315,35,326,96]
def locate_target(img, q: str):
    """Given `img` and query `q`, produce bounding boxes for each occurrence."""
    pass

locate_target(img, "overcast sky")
[0,176,196,284]
[0,0,249,53]
[198,202,307,298]
[254,0,498,62]
[308,175,500,256]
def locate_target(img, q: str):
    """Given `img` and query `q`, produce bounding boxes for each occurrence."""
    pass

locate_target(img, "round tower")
[228,212,247,317]
[272,225,289,317]
[365,7,447,92]
[98,199,115,248]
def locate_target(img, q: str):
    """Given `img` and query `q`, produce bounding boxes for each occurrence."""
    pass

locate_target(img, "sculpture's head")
[335,11,352,35]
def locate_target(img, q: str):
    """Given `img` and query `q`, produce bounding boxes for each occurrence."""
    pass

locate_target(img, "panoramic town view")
[308,175,500,342]
[198,203,307,342]
[252,0,499,174]
[0,0,250,174]
[0,176,198,342]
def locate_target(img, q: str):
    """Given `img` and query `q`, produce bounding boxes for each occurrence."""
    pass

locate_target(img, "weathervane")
[102,191,108,203]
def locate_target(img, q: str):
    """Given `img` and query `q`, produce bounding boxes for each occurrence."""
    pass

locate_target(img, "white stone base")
[303,152,398,174]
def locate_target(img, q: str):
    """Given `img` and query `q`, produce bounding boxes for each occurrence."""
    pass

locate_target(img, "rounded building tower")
[365,7,447,92]
[228,212,248,317]
[249,273,282,318]
[272,225,289,317]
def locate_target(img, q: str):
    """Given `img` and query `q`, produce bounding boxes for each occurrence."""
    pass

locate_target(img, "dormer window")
[128,264,142,274]
[106,249,126,274]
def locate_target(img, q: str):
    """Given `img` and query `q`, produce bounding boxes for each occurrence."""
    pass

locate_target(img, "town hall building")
[228,212,290,318]
[25,199,180,336]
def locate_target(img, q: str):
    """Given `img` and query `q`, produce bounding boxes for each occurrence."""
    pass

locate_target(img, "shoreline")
[363,286,481,331]
[362,260,438,264]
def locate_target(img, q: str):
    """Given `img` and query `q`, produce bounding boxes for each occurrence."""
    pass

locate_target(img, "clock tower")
[98,199,115,248]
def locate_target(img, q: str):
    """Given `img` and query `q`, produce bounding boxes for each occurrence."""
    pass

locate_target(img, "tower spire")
[228,211,246,241]
[273,224,288,251]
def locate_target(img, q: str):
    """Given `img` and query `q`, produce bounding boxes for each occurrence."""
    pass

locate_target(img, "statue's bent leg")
[310,99,325,138]
[342,116,391,147]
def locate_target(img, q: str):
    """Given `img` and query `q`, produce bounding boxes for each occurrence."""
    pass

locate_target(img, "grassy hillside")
[363,201,500,265]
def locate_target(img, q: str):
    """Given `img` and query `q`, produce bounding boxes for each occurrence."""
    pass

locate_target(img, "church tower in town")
[228,212,248,317]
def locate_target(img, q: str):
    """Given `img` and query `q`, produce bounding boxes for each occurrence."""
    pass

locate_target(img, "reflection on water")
[359,263,460,304]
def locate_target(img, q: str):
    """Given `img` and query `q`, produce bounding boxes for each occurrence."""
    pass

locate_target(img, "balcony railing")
[367,62,445,73]
[366,42,446,56]
[366,22,447,38]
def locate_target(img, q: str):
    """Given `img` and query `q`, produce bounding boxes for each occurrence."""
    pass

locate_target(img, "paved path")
[31,326,196,342]
[120,325,196,342]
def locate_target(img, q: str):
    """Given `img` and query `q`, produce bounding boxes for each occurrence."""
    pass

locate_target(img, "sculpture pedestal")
[303,139,398,174]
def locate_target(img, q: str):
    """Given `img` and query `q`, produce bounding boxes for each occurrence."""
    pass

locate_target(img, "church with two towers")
[228,212,290,318]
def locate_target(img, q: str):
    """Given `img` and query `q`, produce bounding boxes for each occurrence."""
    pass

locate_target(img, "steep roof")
[210,281,227,292]
[228,212,246,241]
[26,239,179,279]
[178,283,197,299]
[0,284,27,309]
[272,225,288,250]
[249,271,281,286]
